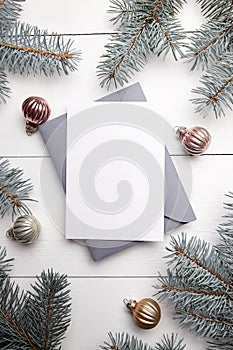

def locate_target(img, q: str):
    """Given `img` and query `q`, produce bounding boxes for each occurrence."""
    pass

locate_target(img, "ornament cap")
[174,126,187,138]
[124,299,137,311]
[6,228,15,239]
[26,122,38,136]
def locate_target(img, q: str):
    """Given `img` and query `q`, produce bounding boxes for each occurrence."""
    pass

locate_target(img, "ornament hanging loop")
[174,126,187,138]
[25,122,38,136]
[6,228,15,239]
[125,299,137,311]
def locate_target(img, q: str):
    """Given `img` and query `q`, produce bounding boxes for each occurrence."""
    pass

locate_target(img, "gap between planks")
[2,154,233,159]
[15,30,202,37]
[11,275,162,279]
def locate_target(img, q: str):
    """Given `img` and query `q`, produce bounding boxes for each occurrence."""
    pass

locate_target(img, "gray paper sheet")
[39,83,196,261]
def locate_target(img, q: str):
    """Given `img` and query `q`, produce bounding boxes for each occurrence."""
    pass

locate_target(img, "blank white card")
[66,103,164,241]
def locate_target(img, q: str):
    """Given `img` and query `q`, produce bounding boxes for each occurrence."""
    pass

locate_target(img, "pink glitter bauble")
[22,96,51,135]
[175,126,211,155]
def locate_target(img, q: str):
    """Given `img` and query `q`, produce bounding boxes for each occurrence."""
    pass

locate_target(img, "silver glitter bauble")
[6,215,41,244]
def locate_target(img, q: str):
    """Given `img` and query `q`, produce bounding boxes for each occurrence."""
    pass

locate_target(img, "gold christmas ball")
[124,298,161,329]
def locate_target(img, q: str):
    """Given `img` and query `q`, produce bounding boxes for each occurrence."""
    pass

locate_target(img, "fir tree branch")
[194,24,232,58]
[0,248,37,349]
[216,192,233,271]
[109,0,187,25]
[0,158,34,219]
[179,310,233,338]
[0,21,81,76]
[109,0,152,25]
[196,0,233,19]
[175,246,233,288]
[44,280,55,350]
[160,283,232,300]
[155,333,186,350]
[156,230,233,344]
[0,41,74,62]
[25,269,71,350]
[1,307,37,349]
[207,338,233,350]
[156,194,233,346]
[0,67,10,102]
[0,248,72,349]
[0,184,22,208]
[166,233,233,291]
[155,269,233,321]
[0,247,13,286]
[109,1,166,81]
[99,0,232,117]
[185,20,233,71]
[100,332,186,350]
[100,332,153,350]
[97,0,185,88]
[207,76,233,104]
[0,0,25,25]
[0,278,38,349]
[191,53,233,118]
[186,310,233,327]
[157,281,233,338]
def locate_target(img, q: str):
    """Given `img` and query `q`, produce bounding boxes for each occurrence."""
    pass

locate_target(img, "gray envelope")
[39,82,196,261]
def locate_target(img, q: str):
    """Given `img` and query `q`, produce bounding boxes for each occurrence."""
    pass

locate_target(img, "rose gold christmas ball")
[22,96,51,135]
[175,126,211,155]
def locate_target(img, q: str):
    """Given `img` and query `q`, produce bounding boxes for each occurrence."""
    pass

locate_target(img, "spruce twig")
[0,158,34,219]
[207,338,233,350]
[0,22,81,76]
[155,333,186,350]
[185,20,233,71]
[196,0,233,19]
[97,0,186,88]
[165,233,233,291]
[0,279,38,349]
[0,2,81,101]
[155,192,233,348]
[98,0,232,118]
[25,270,71,350]
[0,247,71,350]
[179,310,233,338]
[0,67,10,102]
[108,0,151,25]
[0,0,25,25]
[191,52,233,118]
[216,192,233,276]
[0,246,13,285]
[100,332,186,350]
[109,0,185,25]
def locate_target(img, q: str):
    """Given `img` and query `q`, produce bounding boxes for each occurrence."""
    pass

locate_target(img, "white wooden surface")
[1,1,233,349]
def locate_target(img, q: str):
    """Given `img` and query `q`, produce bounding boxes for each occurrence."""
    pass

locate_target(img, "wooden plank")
[14,277,206,350]
[19,0,204,34]
[19,0,112,34]
[0,155,232,277]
